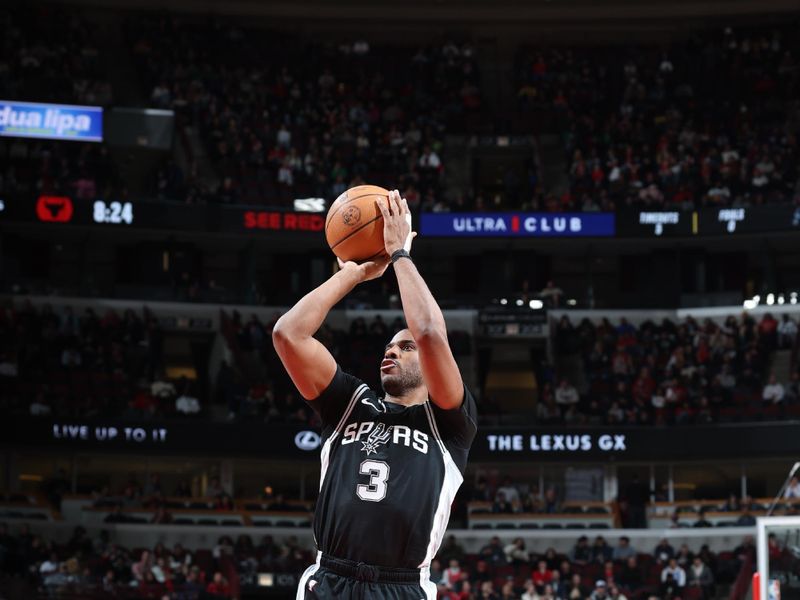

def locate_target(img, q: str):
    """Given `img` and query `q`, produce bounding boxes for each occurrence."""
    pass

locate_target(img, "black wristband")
[390,249,412,264]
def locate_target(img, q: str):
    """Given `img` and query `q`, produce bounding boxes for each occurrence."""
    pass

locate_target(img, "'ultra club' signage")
[420,212,615,237]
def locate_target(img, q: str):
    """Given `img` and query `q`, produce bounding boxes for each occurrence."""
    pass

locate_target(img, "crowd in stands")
[546,312,800,426]
[3,518,787,600]
[0,300,174,420]
[127,15,481,208]
[0,6,111,106]
[0,521,314,599]
[0,137,123,202]
[3,5,800,214]
[5,299,800,428]
[0,6,122,204]
[515,24,800,212]
[430,533,761,600]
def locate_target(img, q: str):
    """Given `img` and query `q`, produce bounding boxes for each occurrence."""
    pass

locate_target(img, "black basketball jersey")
[307,365,477,569]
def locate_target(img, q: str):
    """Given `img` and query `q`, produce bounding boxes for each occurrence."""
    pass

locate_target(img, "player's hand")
[337,253,391,283]
[378,189,416,256]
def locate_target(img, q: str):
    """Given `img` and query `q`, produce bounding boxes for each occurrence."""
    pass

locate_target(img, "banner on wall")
[0,100,103,142]
[4,419,800,462]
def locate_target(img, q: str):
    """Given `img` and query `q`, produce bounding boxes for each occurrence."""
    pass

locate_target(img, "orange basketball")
[325,184,389,262]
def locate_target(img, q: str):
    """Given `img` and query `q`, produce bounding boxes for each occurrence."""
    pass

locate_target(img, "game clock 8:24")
[93,200,134,225]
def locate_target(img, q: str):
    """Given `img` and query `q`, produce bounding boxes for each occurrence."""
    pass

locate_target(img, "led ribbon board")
[420,212,615,237]
[0,100,103,142]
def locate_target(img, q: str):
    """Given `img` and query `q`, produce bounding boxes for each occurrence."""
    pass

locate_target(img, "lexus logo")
[294,430,321,451]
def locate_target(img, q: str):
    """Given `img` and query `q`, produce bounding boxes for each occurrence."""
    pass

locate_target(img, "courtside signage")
[420,212,615,237]
[0,100,103,142]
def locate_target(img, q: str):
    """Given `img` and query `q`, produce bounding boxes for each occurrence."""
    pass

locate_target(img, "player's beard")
[380,361,423,398]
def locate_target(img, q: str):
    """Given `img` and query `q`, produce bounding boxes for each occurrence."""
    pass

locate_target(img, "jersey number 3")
[356,460,389,502]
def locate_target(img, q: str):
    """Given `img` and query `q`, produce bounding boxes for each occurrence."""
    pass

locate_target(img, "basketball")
[325,184,389,262]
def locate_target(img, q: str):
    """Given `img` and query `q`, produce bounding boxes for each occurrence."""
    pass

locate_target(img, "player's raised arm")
[272,257,389,400]
[378,190,464,410]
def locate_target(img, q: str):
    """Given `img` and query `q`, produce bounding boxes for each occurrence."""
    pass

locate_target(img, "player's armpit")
[431,386,478,450]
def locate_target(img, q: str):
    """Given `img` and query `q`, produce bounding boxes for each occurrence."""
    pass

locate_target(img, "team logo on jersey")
[342,421,429,455]
[361,423,393,455]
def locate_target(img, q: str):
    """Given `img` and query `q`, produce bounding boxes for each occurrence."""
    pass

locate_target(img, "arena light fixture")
[500,298,508,305]
[529,300,544,309]
[766,293,775,306]
[743,299,758,310]
[515,299,524,306]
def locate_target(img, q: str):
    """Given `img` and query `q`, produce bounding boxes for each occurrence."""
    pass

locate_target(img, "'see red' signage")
[244,211,324,232]
[36,196,73,223]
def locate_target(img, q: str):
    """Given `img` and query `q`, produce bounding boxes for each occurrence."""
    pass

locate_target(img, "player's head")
[380,329,424,397]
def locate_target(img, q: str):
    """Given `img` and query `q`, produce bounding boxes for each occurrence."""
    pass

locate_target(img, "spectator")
[570,536,591,564]
[479,536,506,565]
[723,493,742,511]
[592,536,613,564]
[479,580,499,600]
[693,509,713,528]
[555,379,580,407]
[661,557,687,589]
[736,506,756,527]
[439,535,466,564]
[654,539,675,564]
[492,491,514,514]
[176,392,201,415]
[608,583,628,600]
[784,476,800,499]
[131,550,152,582]
[440,558,463,589]
[590,580,609,600]
[763,373,785,404]
[504,538,528,565]
[612,536,636,561]
[687,556,714,599]
[496,476,521,504]
[540,280,564,308]
[619,556,642,590]
[532,560,554,591]
[205,477,224,499]
[567,574,586,600]
[778,315,798,349]
[206,571,230,597]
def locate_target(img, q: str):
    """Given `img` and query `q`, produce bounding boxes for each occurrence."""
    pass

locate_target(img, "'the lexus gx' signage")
[486,433,627,453]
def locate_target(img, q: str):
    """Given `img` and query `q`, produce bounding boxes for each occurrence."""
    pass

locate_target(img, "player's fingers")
[393,189,404,215]
[402,196,410,214]
[378,197,390,218]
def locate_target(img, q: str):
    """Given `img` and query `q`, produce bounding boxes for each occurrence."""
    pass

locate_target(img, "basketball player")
[273,190,477,599]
